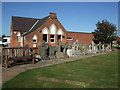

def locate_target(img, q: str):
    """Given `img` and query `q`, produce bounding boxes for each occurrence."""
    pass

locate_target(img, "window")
[67,37,73,40]
[57,29,63,42]
[58,35,62,41]
[50,24,56,43]
[50,24,56,34]
[43,34,47,43]
[17,32,21,42]
[2,39,7,42]
[33,44,37,47]
[33,39,37,43]
[42,28,48,43]
[17,36,21,42]
[14,31,17,34]
[50,35,55,43]
[33,35,37,43]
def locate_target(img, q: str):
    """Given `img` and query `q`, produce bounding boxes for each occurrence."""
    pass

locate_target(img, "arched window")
[42,27,48,43]
[33,35,37,43]
[50,24,56,34]
[57,29,63,42]
[50,24,56,43]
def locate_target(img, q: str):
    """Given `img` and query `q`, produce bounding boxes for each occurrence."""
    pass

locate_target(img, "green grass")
[3,52,118,88]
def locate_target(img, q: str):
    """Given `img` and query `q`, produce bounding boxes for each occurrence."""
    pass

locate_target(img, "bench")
[2,47,35,68]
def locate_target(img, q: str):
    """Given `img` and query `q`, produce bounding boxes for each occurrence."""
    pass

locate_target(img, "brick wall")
[10,30,21,47]
[22,17,67,47]
[67,32,94,45]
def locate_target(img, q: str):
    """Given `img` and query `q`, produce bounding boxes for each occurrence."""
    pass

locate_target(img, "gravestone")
[56,52,65,59]
[102,44,105,52]
[38,41,50,60]
[49,46,56,59]
[82,44,89,55]
[56,40,65,59]
[88,44,92,54]
[98,42,102,53]
[63,42,69,53]
[66,40,81,57]
[106,44,112,51]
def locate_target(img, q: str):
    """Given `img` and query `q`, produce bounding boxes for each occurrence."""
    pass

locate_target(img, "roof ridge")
[68,31,92,34]
[12,16,41,20]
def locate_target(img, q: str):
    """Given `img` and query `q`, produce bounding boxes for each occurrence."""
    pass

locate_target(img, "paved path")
[2,51,115,84]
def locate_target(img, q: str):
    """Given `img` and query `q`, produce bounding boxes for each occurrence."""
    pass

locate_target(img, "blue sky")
[2,2,118,36]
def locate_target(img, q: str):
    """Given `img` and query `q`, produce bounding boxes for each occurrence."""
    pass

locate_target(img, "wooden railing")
[2,47,35,68]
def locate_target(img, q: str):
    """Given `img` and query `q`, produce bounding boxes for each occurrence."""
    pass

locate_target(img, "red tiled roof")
[67,32,94,45]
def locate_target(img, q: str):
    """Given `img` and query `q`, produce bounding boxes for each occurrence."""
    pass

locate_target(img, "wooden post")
[5,56,8,68]
[32,53,35,64]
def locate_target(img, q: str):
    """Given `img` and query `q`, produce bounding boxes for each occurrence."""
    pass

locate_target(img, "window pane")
[33,39,37,43]
[50,35,54,38]
[67,37,73,39]
[51,39,54,42]
[2,39,7,42]
[58,35,61,40]
[43,34,47,42]
[18,36,21,42]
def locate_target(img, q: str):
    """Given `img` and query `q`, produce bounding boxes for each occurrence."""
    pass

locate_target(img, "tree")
[92,20,117,45]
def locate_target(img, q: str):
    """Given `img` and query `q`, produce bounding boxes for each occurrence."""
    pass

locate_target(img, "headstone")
[95,44,99,53]
[98,42,102,52]
[63,42,69,53]
[102,44,105,52]
[58,40,62,52]
[83,44,89,55]
[66,40,81,57]
[106,44,112,51]
[49,46,56,59]
[38,41,50,60]
[56,40,66,59]
[92,41,96,53]
[56,52,65,59]
[88,44,92,54]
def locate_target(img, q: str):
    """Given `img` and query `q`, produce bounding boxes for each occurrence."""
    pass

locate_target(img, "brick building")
[10,12,94,47]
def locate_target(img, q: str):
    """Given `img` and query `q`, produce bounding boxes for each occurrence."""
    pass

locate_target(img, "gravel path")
[2,51,115,84]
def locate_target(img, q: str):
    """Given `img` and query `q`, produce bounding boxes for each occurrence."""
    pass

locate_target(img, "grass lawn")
[3,52,118,88]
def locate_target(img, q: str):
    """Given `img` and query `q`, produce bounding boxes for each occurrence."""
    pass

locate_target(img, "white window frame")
[33,39,37,43]
[67,37,73,40]
[17,32,21,42]
[33,44,37,47]
[50,34,55,43]
[50,24,56,43]
[14,31,17,34]
[33,35,37,43]
[42,27,49,43]
[50,24,56,34]
[57,29,63,42]
[43,34,48,43]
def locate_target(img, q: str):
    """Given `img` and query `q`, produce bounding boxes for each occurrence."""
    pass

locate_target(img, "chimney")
[49,12,57,19]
